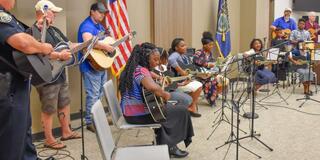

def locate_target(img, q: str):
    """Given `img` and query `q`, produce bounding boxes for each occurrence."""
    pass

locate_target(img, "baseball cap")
[35,0,63,13]
[90,2,108,13]
[284,8,292,12]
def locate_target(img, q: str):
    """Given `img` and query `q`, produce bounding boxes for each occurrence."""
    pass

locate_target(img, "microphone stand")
[296,48,320,107]
[215,72,259,160]
[222,44,280,159]
[207,57,246,141]
[259,37,270,93]
[241,54,274,151]
[258,51,289,105]
[78,33,101,160]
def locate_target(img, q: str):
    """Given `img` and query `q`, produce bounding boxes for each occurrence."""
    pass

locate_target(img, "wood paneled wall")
[154,0,192,50]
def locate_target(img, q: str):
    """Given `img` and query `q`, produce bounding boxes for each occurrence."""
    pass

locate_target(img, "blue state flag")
[215,0,231,58]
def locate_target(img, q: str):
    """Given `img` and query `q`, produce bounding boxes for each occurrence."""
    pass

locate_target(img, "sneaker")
[86,124,96,133]
[189,111,201,117]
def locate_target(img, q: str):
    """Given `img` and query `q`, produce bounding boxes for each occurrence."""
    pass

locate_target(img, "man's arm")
[270,20,278,31]
[7,32,70,60]
[6,32,53,55]
[82,32,114,52]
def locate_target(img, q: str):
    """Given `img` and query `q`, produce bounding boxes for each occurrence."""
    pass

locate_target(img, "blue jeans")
[83,70,107,125]
[169,91,192,108]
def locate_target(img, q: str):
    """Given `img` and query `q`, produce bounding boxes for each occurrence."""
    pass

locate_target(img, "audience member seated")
[193,32,219,107]
[119,42,194,158]
[168,38,203,117]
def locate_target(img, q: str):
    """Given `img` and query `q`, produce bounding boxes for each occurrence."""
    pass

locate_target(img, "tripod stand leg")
[253,136,274,151]
[207,120,222,140]
[238,143,262,158]
[255,101,268,110]
[216,133,234,150]
[309,98,320,103]
[222,139,232,160]
[276,91,289,105]
[211,110,222,127]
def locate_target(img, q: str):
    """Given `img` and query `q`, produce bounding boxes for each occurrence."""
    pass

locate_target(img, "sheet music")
[267,48,280,60]
[315,50,320,61]
[221,56,233,73]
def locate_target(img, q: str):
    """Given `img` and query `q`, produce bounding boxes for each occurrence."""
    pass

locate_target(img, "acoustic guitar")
[142,79,167,122]
[271,29,291,40]
[12,6,53,86]
[50,36,101,82]
[88,31,136,70]
[308,28,320,40]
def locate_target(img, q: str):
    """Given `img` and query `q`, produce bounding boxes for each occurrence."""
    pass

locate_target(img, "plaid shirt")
[290,29,311,42]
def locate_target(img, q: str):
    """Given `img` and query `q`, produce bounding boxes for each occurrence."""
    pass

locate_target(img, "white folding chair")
[103,80,161,145]
[91,100,170,160]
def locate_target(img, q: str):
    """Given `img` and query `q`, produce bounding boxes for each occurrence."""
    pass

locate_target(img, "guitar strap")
[30,24,41,41]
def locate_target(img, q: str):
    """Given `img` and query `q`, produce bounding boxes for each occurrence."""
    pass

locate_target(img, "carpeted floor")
[35,84,320,160]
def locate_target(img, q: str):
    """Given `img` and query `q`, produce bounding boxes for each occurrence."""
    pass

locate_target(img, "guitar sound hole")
[107,50,116,57]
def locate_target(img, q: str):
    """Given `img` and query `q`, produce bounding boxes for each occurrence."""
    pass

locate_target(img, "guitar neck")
[111,34,130,47]
[69,39,93,54]
[165,75,193,83]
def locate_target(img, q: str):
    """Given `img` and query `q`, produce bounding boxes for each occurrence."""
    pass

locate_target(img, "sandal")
[44,141,66,150]
[60,132,82,141]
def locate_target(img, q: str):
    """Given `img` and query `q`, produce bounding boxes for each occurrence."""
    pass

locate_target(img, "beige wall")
[191,0,215,50]
[127,0,152,45]
[256,0,270,46]
[192,0,240,54]
[154,0,193,50]
[240,0,256,52]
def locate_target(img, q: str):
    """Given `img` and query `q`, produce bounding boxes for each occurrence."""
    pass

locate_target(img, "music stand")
[207,56,247,140]
[227,54,274,159]
[296,45,320,107]
[258,48,289,105]
[215,54,265,160]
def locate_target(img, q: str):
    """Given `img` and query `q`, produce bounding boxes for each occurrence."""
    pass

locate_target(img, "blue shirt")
[77,16,105,72]
[272,17,297,31]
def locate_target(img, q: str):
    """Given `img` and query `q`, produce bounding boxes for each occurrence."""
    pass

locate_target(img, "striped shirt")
[120,66,151,116]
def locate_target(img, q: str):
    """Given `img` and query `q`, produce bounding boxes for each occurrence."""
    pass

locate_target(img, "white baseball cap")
[284,8,292,12]
[35,0,63,13]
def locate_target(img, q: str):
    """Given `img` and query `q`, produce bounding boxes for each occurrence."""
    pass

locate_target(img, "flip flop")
[60,132,82,141]
[44,141,66,150]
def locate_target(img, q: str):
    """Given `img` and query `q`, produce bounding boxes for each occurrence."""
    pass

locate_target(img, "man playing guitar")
[31,0,80,150]
[78,2,115,133]
[305,11,320,42]
[271,8,297,39]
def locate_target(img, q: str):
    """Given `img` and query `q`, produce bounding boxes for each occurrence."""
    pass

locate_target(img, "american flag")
[104,0,132,76]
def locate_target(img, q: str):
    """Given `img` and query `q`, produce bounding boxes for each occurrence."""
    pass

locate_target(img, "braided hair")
[119,42,157,94]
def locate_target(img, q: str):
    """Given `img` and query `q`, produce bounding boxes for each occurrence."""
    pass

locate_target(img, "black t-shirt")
[0,7,26,79]
[27,24,69,85]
